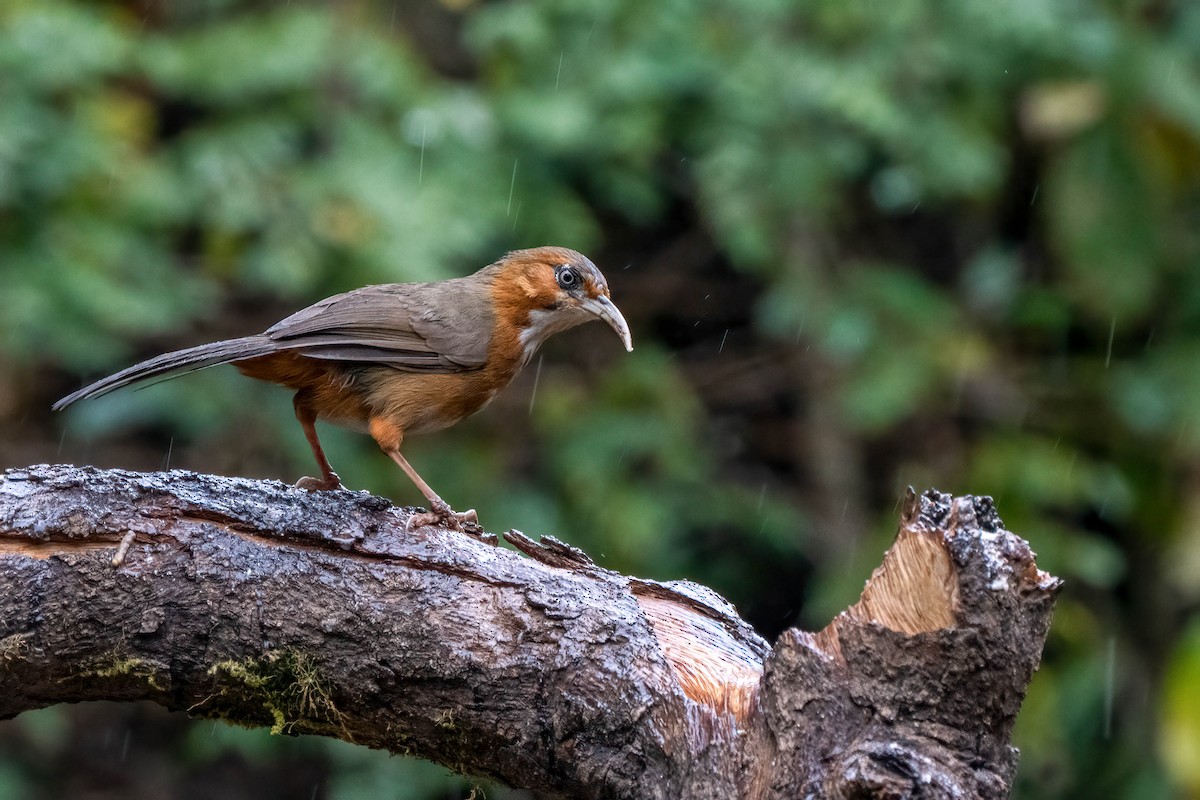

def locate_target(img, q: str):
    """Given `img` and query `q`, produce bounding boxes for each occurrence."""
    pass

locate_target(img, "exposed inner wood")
[636,594,763,723]
[848,526,958,634]
[0,536,123,558]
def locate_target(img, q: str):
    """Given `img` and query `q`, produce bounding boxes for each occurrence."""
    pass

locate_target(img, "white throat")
[518,307,591,363]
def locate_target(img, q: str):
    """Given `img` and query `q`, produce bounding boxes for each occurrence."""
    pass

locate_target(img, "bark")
[0,464,1060,799]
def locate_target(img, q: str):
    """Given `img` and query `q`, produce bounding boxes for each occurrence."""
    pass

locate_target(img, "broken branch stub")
[0,467,1059,799]
[769,488,1063,797]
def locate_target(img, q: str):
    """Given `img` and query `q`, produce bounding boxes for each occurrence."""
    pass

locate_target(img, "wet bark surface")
[0,464,1060,799]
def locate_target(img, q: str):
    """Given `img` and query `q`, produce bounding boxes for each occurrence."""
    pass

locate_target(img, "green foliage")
[3,0,1200,798]
[1162,619,1200,796]
[525,348,806,575]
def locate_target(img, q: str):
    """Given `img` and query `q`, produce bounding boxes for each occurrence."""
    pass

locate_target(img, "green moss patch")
[203,650,342,736]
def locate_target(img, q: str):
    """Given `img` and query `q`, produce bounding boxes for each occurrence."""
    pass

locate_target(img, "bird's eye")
[556,266,580,290]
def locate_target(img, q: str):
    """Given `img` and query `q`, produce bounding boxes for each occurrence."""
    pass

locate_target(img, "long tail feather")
[53,335,278,410]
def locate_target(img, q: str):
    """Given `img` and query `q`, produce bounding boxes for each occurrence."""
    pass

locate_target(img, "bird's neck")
[485,262,586,370]
[516,306,591,360]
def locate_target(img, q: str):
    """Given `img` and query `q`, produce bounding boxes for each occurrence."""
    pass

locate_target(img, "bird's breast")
[359,368,511,436]
[357,303,554,436]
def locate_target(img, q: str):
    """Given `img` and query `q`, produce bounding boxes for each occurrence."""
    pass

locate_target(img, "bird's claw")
[406,499,484,536]
[295,473,345,491]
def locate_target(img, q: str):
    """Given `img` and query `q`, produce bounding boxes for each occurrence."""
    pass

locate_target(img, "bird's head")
[490,246,633,359]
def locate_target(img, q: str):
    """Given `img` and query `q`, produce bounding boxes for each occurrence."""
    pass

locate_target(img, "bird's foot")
[295,472,345,491]
[406,498,484,536]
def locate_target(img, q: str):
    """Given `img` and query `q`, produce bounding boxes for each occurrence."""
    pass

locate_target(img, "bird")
[54,246,633,531]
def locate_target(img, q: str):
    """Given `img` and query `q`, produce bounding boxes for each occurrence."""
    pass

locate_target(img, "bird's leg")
[386,449,481,532]
[293,392,344,490]
[368,417,480,533]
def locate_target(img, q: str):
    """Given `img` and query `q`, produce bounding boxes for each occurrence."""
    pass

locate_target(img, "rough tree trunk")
[0,464,1060,798]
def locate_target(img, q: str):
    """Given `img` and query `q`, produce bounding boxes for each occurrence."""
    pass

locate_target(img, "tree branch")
[0,465,1060,798]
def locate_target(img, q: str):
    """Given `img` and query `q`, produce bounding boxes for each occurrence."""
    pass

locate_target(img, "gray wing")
[265,276,495,372]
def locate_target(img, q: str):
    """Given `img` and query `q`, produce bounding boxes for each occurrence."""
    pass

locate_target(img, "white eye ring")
[556,265,580,289]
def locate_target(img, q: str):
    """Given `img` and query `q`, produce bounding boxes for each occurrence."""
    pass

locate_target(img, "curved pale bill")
[580,295,633,352]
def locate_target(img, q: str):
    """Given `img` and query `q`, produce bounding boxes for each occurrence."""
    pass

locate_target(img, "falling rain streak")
[1103,636,1116,738]
[507,160,518,217]
[1105,318,1115,368]
[418,122,426,184]
[528,354,544,415]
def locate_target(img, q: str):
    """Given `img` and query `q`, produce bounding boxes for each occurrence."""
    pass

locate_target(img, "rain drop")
[507,160,518,217]
[1103,635,1116,738]
[1105,318,1115,368]
[419,122,427,184]
[528,355,544,415]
